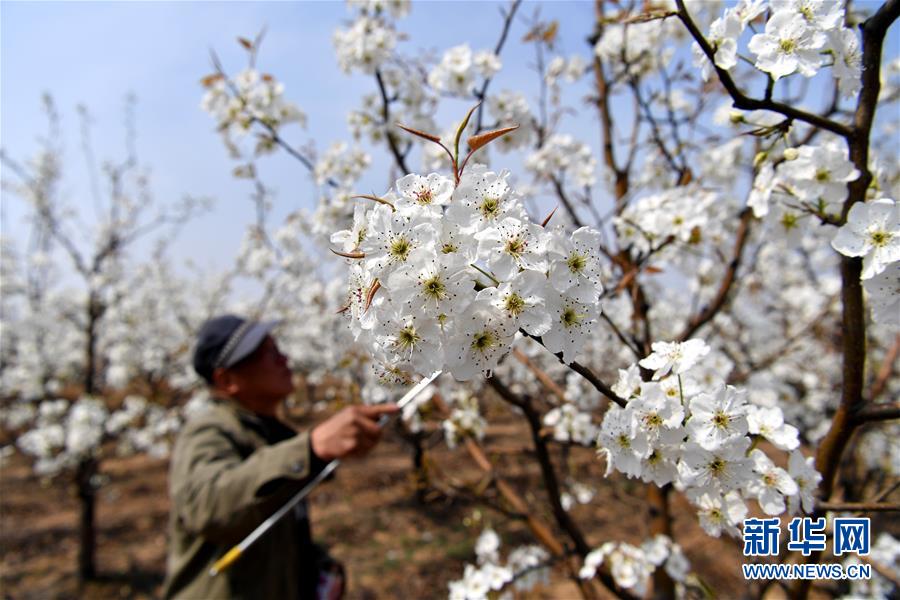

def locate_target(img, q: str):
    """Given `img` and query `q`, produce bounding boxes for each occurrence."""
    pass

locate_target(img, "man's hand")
[310,404,399,462]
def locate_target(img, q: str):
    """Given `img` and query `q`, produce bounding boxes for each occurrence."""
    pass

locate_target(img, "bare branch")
[374,68,411,175]
[817,501,900,513]
[473,0,523,133]
[869,334,899,401]
[852,402,900,424]
[678,208,753,341]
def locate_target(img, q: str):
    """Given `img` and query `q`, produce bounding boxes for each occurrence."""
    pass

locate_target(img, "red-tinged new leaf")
[200,73,224,88]
[353,194,395,211]
[542,21,559,46]
[330,248,366,259]
[467,125,519,153]
[363,279,381,313]
[454,102,481,155]
[615,269,638,294]
[540,205,558,228]
[395,123,442,143]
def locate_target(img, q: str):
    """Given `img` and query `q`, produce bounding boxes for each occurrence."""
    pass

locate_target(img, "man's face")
[219,335,295,405]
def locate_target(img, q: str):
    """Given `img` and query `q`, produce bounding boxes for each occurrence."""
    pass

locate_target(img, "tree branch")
[374,68,411,176]
[869,334,899,401]
[817,501,900,513]
[677,208,753,341]
[474,0,523,133]
[852,402,900,424]
[674,0,852,138]
[487,376,637,600]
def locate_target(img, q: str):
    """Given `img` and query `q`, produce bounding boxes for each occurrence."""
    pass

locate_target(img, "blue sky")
[1,1,598,278]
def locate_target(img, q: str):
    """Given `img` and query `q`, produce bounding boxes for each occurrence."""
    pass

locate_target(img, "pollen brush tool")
[209,370,441,577]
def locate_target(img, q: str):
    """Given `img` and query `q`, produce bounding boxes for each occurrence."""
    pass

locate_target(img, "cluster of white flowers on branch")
[201,65,306,156]
[599,339,821,538]
[831,197,900,325]
[332,119,606,382]
[691,0,862,96]
[448,527,551,600]
[579,534,690,597]
[14,395,185,476]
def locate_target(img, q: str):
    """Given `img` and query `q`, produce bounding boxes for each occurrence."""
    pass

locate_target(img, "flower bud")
[783,148,799,161]
[753,151,768,168]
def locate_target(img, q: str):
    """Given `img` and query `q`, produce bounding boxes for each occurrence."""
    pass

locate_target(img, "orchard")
[1,0,898,598]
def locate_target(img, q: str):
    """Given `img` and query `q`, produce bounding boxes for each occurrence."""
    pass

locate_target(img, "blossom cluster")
[333,0,409,74]
[831,197,899,326]
[614,185,734,257]
[347,67,438,146]
[841,533,900,599]
[300,140,373,238]
[427,44,502,96]
[442,389,487,448]
[333,16,400,74]
[200,69,306,145]
[16,396,186,476]
[485,91,535,151]
[579,534,690,597]
[750,140,860,222]
[598,339,821,537]
[594,13,681,79]
[694,0,862,96]
[448,527,550,600]
[332,164,606,382]
[525,134,598,189]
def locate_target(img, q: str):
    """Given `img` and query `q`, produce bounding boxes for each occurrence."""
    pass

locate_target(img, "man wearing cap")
[163,315,397,599]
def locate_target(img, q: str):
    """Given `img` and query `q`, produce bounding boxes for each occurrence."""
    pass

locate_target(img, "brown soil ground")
[0,398,879,599]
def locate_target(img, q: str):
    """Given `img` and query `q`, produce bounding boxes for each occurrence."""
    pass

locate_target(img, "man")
[163,315,397,599]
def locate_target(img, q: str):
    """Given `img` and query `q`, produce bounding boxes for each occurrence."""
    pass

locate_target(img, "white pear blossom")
[543,403,597,445]
[688,490,748,537]
[831,198,900,280]
[748,10,827,80]
[525,134,597,188]
[611,364,642,400]
[475,217,548,280]
[475,527,501,564]
[598,406,650,478]
[777,141,860,208]
[829,27,863,98]
[442,390,487,448]
[395,173,454,216]
[864,261,900,327]
[333,16,398,74]
[687,385,749,451]
[541,293,600,363]
[475,271,552,337]
[746,449,799,515]
[787,450,823,514]
[747,405,800,450]
[546,226,605,305]
[639,339,711,380]
[680,437,753,493]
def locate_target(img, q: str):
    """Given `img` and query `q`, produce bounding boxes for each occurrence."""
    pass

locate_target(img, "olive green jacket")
[163,398,327,599]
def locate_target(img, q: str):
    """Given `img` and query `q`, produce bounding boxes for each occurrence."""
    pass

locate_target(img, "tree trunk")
[76,457,98,581]
[77,293,101,581]
[647,484,675,600]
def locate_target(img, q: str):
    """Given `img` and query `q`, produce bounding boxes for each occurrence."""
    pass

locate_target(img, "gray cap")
[193,315,280,383]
